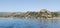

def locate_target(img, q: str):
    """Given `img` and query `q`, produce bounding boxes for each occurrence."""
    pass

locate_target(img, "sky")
[0,0,60,12]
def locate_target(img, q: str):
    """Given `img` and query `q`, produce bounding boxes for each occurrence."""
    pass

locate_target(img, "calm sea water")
[0,18,60,28]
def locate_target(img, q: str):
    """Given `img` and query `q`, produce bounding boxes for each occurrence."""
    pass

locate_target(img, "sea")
[0,18,59,28]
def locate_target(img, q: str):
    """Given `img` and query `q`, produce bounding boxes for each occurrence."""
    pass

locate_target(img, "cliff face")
[40,9,52,18]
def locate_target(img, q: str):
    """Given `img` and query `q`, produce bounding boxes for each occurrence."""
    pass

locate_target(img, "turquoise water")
[0,18,59,28]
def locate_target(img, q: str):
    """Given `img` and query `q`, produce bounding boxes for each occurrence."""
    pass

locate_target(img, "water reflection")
[0,18,59,28]
[40,18,60,28]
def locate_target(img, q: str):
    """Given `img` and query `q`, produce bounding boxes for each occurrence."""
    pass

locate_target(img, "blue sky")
[0,0,60,12]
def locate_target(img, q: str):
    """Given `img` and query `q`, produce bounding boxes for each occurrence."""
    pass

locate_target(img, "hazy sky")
[0,0,60,12]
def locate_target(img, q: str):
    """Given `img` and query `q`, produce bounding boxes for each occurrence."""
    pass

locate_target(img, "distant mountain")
[0,12,23,17]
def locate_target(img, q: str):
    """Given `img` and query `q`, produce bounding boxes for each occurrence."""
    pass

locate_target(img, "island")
[0,9,60,19]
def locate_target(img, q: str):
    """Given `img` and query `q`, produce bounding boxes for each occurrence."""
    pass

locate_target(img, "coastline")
[0,17,60,19]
